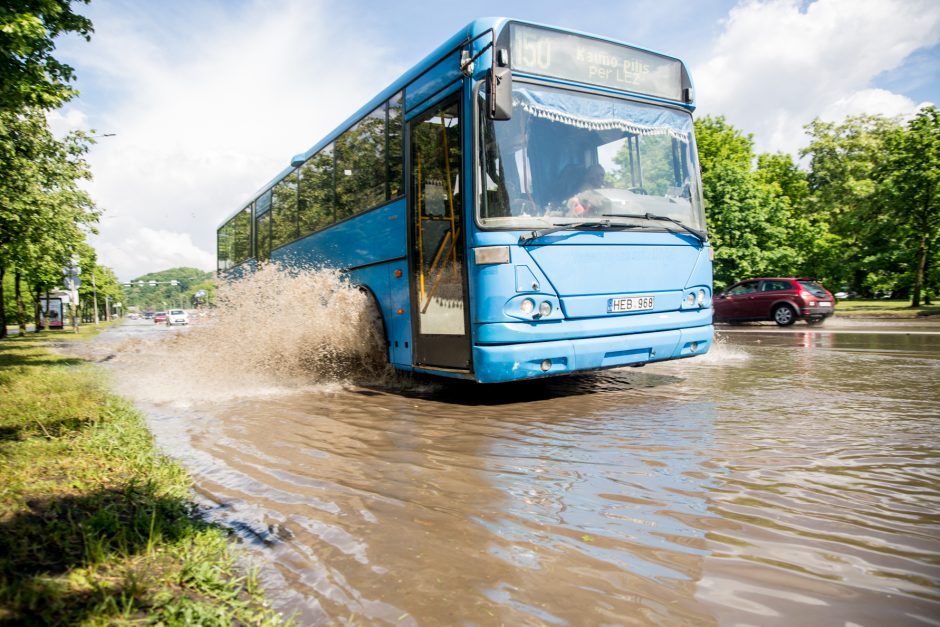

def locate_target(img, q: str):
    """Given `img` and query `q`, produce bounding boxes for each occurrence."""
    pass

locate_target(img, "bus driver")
[566,163,611,216]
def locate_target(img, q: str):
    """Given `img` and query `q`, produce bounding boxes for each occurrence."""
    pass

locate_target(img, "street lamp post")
[91,269,99,326]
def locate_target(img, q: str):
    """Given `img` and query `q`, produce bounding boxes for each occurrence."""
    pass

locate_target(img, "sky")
[50,0,940,281]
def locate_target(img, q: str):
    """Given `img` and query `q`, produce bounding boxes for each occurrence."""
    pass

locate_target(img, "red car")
[714,277,835,326]
[153,311,168,323]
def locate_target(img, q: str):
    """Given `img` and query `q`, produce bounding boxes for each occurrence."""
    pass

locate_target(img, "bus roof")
[219,17,691,227]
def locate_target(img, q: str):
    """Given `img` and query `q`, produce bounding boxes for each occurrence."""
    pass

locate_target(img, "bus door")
[407,96,471,371]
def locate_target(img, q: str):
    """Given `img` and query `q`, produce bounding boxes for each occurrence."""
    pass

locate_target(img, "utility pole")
[91,269,100,326]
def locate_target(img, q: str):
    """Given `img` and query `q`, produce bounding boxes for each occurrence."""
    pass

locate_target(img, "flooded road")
[86,318,940,625]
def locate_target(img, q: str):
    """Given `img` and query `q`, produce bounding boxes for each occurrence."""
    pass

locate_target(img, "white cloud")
[694,0,940,154]
[95,227,215,276]
[820,88,931,122]
[46,108,89,136]
[56,0,401,280]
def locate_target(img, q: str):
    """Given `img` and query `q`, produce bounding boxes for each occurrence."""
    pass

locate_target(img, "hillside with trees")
[122,267,215,310]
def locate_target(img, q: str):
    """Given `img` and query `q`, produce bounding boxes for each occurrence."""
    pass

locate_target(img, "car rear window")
[798,281,828,298]
[170,310,184,315]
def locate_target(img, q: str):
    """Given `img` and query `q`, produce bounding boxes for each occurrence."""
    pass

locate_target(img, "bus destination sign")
[509,24,684,102]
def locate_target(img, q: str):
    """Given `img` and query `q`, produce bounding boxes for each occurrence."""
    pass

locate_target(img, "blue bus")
[216,18,713,383]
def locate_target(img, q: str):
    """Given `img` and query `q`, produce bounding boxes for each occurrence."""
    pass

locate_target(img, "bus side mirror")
[487,66,512,120]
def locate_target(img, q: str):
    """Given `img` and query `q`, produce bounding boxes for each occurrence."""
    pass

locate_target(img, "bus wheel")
[773,304,796,326]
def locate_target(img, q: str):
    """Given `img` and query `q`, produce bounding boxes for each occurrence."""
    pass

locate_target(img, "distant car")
[166,309,189,326]
[153,311,167,323]
[714,277,835,326]
[834,291,849,300]
[142,311,154,319]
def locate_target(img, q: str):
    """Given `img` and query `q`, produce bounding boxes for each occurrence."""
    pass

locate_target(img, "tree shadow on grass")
[0,353,85,371]
[0,482,204,624]
[0,416,104,446]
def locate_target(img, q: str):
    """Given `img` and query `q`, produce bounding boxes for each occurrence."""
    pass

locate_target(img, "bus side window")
[388,92,403,199]
[299,144,335,235]
[255,211,271,261]
[336,104,386,221]
[232,205,252,265]
[217,221,232,272]
[255,190,272,261]
[271,170,299,248]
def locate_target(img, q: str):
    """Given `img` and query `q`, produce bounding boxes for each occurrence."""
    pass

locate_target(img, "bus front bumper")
[472,324,713,384]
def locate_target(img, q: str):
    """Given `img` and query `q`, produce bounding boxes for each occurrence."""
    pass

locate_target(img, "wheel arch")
[355,284,391,358]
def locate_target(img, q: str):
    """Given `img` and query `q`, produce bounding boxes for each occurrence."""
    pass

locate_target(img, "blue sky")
[51,0,940,280]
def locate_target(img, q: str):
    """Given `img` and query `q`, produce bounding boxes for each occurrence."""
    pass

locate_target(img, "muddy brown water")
[79,315,940,626]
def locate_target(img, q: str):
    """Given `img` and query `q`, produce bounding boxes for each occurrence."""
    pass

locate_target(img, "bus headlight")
[697,289,706,306]
[539,301,552,317]
[520,298,535,314]
[686,292,696,307]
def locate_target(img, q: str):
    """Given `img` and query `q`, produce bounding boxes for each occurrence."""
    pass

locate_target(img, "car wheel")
[773,304,796,326]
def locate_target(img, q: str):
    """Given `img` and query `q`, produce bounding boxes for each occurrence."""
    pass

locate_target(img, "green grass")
[834,299,940,318]
[4,318,124,341]
[0,334,285,625]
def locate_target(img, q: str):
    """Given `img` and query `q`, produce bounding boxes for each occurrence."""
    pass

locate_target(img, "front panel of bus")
[465,23,713,383]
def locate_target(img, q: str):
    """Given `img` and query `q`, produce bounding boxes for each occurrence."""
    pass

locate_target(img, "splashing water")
[113,264,389,403]
[691,329,750,365]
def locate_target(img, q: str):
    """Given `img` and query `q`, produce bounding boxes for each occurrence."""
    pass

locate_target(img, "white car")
[166,309,189,325]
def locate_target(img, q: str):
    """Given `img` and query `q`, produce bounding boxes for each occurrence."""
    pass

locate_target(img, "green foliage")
[872,106,940,306]
[694,111,939,304]
[0,108,100,334]
[800,114,901,293]
[695,116,808,288]
[0,0,93,113]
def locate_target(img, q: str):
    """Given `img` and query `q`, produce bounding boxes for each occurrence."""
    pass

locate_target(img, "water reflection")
[81,320,940,625]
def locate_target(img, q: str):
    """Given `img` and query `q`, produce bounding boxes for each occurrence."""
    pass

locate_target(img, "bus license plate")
[608,296,655,313]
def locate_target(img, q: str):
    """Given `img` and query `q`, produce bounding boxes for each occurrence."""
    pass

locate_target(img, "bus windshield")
[479,83,705,233]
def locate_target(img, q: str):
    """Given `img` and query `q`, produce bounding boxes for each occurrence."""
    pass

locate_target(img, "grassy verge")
[0,334,284,625]
[834,299,940,318]
[3,319,124,340]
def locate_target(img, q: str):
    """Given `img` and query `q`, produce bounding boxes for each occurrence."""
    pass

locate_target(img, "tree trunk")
[34,286,42,332]
[911,206,929,307]
[911,233,926,307]
[0,265,6,339]
[924,240,933,306]
[14,271,27,334]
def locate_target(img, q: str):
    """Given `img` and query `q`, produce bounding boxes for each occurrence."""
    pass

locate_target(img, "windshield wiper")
[519,220,620,244]
[601,212,708,243]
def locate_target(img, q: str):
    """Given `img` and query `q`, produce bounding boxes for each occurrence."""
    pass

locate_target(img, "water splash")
[113,264,389,403]
[692,329,750,364]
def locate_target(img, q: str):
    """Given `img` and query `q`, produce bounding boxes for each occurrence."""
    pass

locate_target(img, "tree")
[875,106,940,306]
[801,114,900,294]
[0,0,93,113]
[694,116,805,288]
[0,109,98,336]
